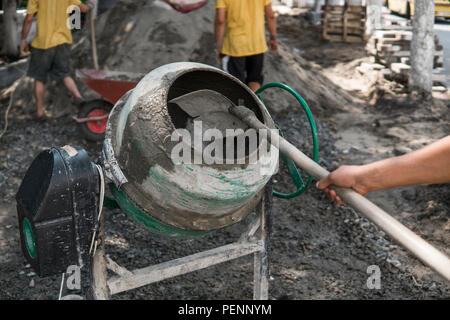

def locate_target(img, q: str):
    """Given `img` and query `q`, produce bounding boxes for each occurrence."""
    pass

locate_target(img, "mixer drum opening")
[167,70,265,122]
[168,88,265,163]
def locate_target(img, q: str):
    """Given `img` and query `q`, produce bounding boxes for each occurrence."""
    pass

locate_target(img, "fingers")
[20,43,29,57]
[316,175,332,190]
[317,165,366,205]
[269,41,278,54]
[322,187,345,205]
[329,189,344,204]
[317,177,341,204]
[215,51,222,65]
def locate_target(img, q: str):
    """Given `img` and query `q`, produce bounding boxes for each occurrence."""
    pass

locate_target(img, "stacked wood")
[322,1,367,43]
[366,29,445,82]
[381,12,411,29]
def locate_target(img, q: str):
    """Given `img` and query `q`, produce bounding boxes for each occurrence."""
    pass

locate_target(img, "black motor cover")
[16,146,98,277]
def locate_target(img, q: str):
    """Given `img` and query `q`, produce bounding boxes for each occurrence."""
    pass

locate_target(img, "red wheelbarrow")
[75,69,144,141]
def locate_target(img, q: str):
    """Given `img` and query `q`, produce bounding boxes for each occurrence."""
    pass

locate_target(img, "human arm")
[20,13,35,56]
[265,2,277,54]
[214,7,226,64]
[79,0,96,13]
[20,0,39,56]
[317,135,450,204]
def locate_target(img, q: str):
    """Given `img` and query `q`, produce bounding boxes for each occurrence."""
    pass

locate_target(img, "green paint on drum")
[109,183,211,238]
[23,218,36,259]
[213,174,249,188]
[147,167,252,205]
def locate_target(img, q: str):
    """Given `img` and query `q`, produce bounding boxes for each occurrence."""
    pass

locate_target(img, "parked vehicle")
[386,0,450,19]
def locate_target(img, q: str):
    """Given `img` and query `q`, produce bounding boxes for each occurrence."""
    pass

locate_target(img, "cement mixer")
[16,63,288,298]
[15,62,450,299]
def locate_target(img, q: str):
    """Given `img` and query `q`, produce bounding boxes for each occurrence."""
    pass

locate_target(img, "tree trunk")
[2,0,19,57]
[409,0,435,98]
[366,0,382,36]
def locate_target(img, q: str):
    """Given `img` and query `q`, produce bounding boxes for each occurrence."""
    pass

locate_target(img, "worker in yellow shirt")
[20,0,95,120]
[214,0,278,92]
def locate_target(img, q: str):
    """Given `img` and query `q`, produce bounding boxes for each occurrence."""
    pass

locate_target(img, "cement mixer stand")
[90,184,273,300]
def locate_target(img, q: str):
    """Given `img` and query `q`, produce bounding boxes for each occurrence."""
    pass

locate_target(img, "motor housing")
[16,146,98,277]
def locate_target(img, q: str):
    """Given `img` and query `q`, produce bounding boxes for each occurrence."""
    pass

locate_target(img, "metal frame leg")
[91,212,110,300]
[254,182,272,300]
[88,182,273,300]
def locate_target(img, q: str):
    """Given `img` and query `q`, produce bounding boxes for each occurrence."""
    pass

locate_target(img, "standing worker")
[214,0,278,92]
[20,0,96,120]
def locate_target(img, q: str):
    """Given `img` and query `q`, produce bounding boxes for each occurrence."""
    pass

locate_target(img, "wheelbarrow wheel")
[79,100,113,142]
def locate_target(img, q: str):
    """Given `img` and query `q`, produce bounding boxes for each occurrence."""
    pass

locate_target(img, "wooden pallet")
[366,29,444,69]
[322,1,367,43]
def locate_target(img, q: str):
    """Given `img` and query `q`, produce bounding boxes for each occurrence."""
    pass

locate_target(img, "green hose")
[256,82,319,199]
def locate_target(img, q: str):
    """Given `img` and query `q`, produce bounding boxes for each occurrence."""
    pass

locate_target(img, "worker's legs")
[223,56,246,84]
[52,44,83,101]
[245,54,264,93]
[223,55,264,92]
[223,56,262,92]
[248,82,261,92]
[27,46,52,118]
[34,80,45,118]
[62,76,82,100]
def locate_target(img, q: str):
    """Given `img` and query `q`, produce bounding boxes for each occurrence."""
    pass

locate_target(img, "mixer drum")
[104,62,278,237]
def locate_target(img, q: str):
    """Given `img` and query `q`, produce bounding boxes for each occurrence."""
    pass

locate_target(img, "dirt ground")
[0,3,449,300]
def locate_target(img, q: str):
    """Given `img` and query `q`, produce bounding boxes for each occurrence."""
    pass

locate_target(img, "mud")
[0,1,449,300]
